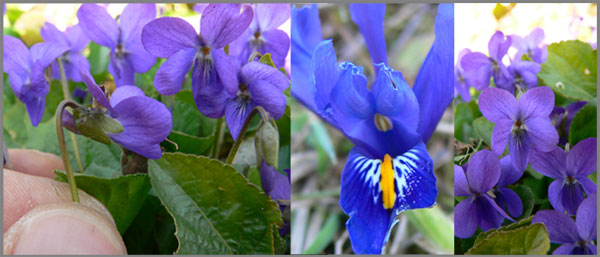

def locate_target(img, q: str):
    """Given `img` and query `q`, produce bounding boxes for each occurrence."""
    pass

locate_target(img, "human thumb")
[3,202,127,255]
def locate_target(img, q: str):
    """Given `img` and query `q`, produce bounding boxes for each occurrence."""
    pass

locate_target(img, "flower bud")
[255,121,279,170]
[73,106,124,145]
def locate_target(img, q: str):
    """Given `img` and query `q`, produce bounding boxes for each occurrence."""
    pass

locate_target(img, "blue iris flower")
[291,3,454,254]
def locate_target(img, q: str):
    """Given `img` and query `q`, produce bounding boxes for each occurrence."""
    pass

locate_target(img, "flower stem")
[225,108,260,165]
[56,100,80,203]
[57,59,84,173]
[211,117,225,159]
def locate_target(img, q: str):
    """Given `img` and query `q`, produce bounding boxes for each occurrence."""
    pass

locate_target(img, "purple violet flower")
[479,86,559,171]
[506,60,541,91]
[41,22,90,82]
[79,68,172,159]
[141,4,253,118]
[550,101,587,145]
[224,61,288,140]
[530,137,597,215]
[493,155,524,218]
[454,150,515,238]
[229,4,290,67]
[461,31,512,92]
[77,4,156,86]
[455,48,472,102]
[510,28,548,64]
[259,160,290,236]
[3,35,69,126]
[532,194,597,255]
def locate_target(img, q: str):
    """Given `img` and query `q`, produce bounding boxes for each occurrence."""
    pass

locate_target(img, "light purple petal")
[255,4,290,31]
[466,150,501,194]
[454,197,478,238]
[261,29,290,68]
[498,188,523,218]
[108,54,135,86]
[212,48,239,96]
[77,4,118,48]
[567,137,597,177]
[201,4,253,48]
[80,67,114,112]
[124,39,156,73]
[530,147,566,179]
[479,87,518,123]
[109,86,145,108]
[454,165,471,196]
[64,24,90,51]
[491,119,512,156]
[552,243,576,255]
[29,42,69,68]
[578,176,597,196]
[528,27,545,46]
[498,155,524,187]
[64,52,89,82]
[119,4,156,44]
[461,52,492,90]
[548,179,566,214]
[193,4,207,14]
[41,22,69,46]
[349,3,387,66]
[3,35,32,75]
[153,47,196,95]
[508,132,531,172]
[224,98,254,141]
[488,31,511,61]
[110,96,172,159]
[243,62,288,119]
[532,210,579,243]
[141,17,200,58]
[576,194,596,241]
[519,86,554,120]
[525,117,558,152]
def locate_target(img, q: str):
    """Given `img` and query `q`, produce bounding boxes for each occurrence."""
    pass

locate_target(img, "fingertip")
[6,149,65,178]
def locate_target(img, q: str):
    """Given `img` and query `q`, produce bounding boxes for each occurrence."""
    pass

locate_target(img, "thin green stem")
[225,108,260,164]
[211,117,225,159]
[57,59,84,173]
[56,100,80,203]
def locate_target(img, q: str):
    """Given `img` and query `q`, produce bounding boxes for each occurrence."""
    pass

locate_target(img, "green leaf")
[473,116,494,146]
[302,213,340,254]
[468,220,549,255]
[54,171,152,234]
[148,153,283,254]
[123,195,178,254]
[454,101,481,143]
[247,166,263,189]
[307,121,336,164]
[160,130,213,156]
[473,216,533,247]
[171,90,216,136]
[259,53,277,68]
[569,104,597,146]
[405,206,454,253]
[511,185,534,221]
[538,40,597,103]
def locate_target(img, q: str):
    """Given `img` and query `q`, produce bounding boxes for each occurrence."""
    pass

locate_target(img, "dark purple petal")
[29,42,69,68]
[23,93,46,127]
[564,101,586,133]
[124,39,156,74]
[530,147,566,179]
[41,22,69,46]
[548,179,566,214]
[508,60,540,88]
[466,150,501,194]
[519,86,555,120]
[243,62,288,119]
[201,4,253,48]
[532,210,579,244]
[454,165,471,196]
[259,160,290,201]
[260,29,290,68]
[153,47,196,95]
[109,85,145,108]
[477,196,505,231]
[110,95,172,159]
[224,98,253,140]
[65,24,90,52]
[576,194,596,241]
[491,119,512,156]
[488,31,511,61]
[525,117,558,152]
[77,4,118,48]
[119,4,156,44]
[255,4,290,31]
[7,71,25,99]
[461,52,491,90]
[192,66,229,118]
[454,197,478,238]
[349,3,387,66]
[508,131,531,172]
[483,194,515,222]
[108,55,135,87]
[567,137,597,177]
[80,67,114,112]
[141,17,200,58]
[552,243,576,255]
[479,87,518,123]
[561,182,586,216]
[3,35,31,75]
[497,155,524,187]
[212,48,239,96]
[497,188,523,218]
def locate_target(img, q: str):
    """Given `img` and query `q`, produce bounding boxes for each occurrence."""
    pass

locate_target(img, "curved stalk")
[225,108,260,164]
[57,59,84,173]
[56,100,80,203]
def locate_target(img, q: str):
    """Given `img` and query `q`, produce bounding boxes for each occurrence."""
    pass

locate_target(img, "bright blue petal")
[412,3,454,143]
[312,40,340,114]
[349,3,388,66]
